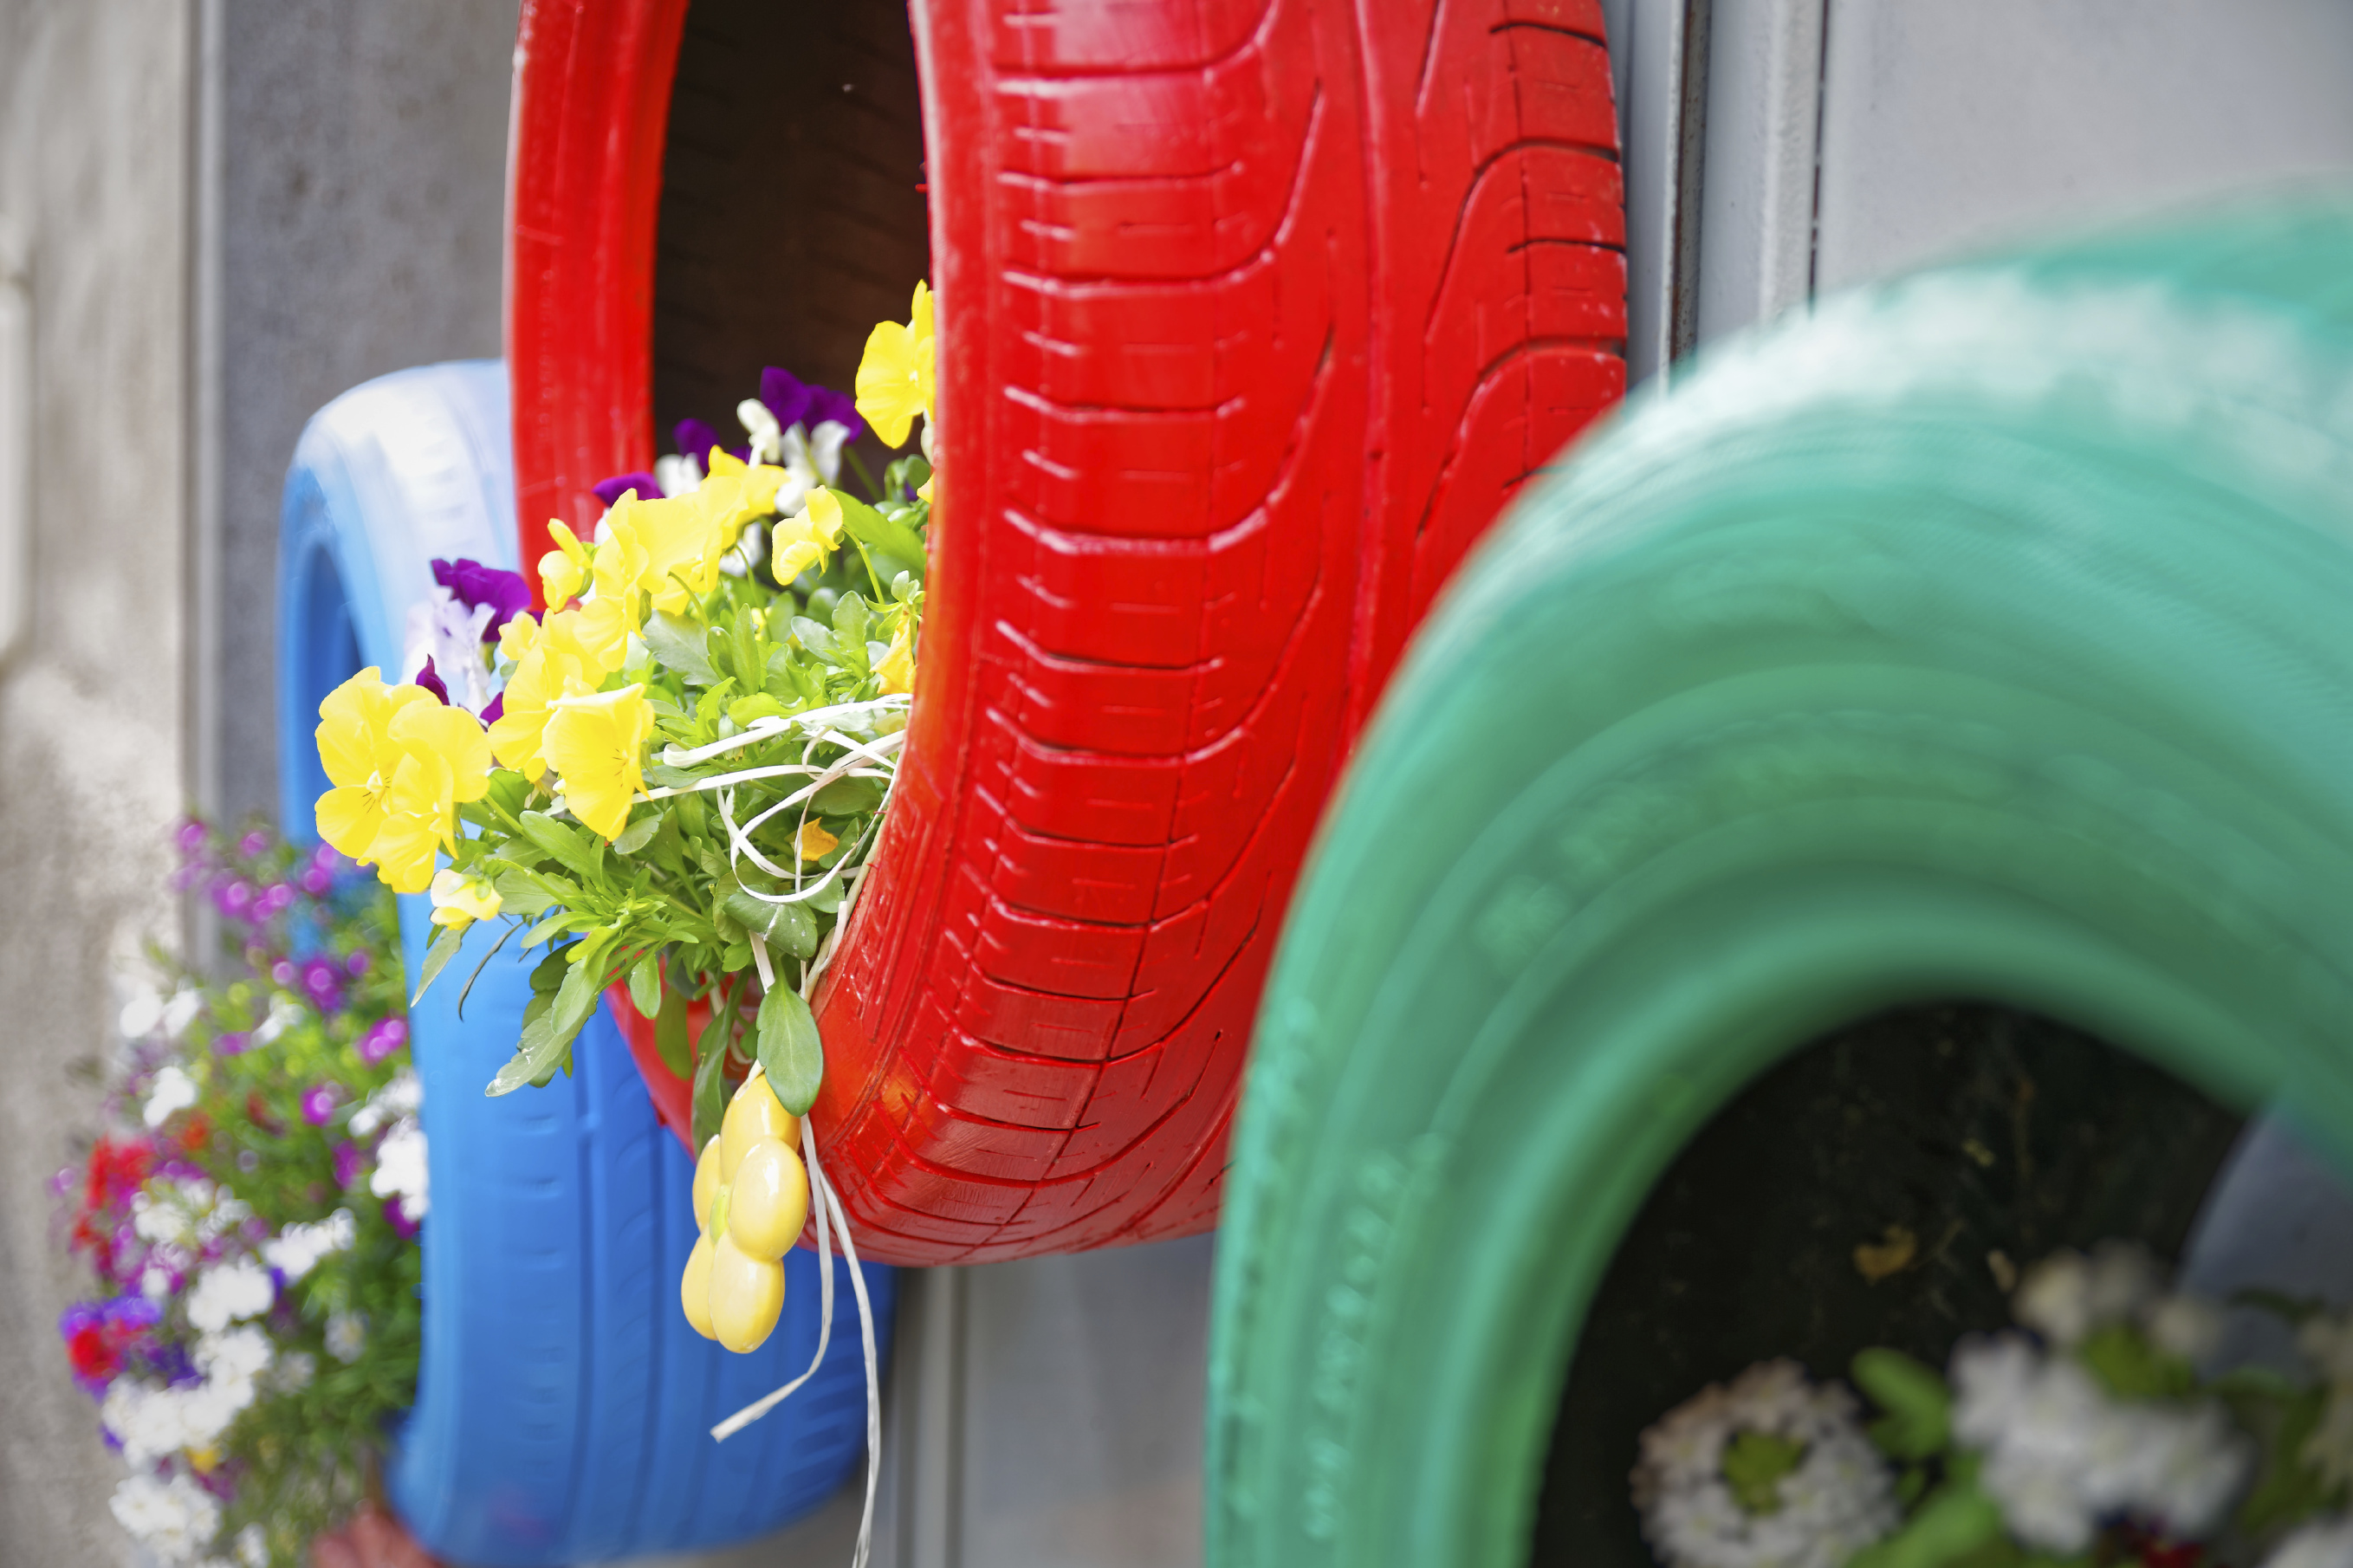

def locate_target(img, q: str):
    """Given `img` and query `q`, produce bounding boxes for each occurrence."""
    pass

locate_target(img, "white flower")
[326,1310,367,1364]
[738,396,785,464]
[402,585,496,714]
[144,1064,198,1128]
[2013,1242,2161,1347]
[349,1070,421,1137]
[163,988,203,1038]
[263,1208,355,1281]
[370,1118,428,1219]
[185,1258,275,1333]
[1951,1332,2252,1551]
[1634,1360,1899,1568]
[119,985,166,1040]
[195,1325,274,1390]
[2265,1514,2353,1568]
[110,1471,222,1564]
[770,419,849,520]
[235,1522,269,1568]
[250,992,303,1047]
[134,1178,250,1252]
[268,1349,316,1393]
[654,451,703,500]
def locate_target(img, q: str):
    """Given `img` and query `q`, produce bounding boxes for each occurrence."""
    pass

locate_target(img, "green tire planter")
[1206,195,2353,1568]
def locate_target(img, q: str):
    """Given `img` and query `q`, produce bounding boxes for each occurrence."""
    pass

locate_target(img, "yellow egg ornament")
[681,1067,812,1352]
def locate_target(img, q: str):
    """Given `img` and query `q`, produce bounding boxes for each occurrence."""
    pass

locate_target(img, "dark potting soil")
[1528,1001,2244,1567]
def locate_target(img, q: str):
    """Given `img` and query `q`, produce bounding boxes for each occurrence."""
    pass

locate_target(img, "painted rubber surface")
[1206,199,2353,1568]
[276,362,891,1567]
[509,0,1626,1263]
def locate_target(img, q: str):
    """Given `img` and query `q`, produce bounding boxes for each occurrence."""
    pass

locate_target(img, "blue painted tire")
[276,360,894,1565]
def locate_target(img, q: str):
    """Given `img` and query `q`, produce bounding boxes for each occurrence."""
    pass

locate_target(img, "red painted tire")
[509,0,1625,1263]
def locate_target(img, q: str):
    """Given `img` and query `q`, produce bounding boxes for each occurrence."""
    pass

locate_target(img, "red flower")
[178,1111,212,1155]
[64,1323,117,1383]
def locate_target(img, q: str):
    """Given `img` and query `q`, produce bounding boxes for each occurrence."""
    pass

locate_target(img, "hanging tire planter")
[1205,198,2353,1568]
[509,0,1628,1264]
[277,361,893,1567]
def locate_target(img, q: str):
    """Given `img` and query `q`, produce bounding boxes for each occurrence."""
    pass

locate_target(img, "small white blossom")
[163,989,203,1038]
[1634,1360,1899,1568]
[185,1259,275,1333]
[2266,1513,2353,1568]
[196,1325,274,1392]
[235,1522,269,1568]
[250,992,304,1047]
[2013,1242,2161,1347]
[144,1064,198,1128]
[263,1208,355,1281]
[370,1119,429,1219]
[119,985,167,1040]
[326,1310,367,1364]
[1951,1332,2251,1551]
[110,1471,222,1564]
[653,451,703,499]
[737,397,785,464]
[268,1348,316,1393]
[2299,1317,2353,1490]
[349,1070,421,1138]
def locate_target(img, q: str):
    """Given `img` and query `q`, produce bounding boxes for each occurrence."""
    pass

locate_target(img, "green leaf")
[755,985,824,1116]
[790,617,839,661]
[830,489,928,568]
[490,865,556,918]
[690,992,734,1150]
[413,923,466,1006]
[1721,1428,1804,1514]
[518,811,605,883]
[612,810,661,855]
[489,948,606,1095]
[811,774,883,817]
[721,888,820,958]
[521,909,576,949]
[528,943,575,995]
[2077,1321,2193,1400]
[654,980,691,1079]
[644,763,703,789]
[487,992,561,1095]
[627,949,663,1018]
[1845,1481,2005,1568]
[832,593,871,652]
[644,608,718,685]
[1852,1347,1952,1459]
[807,872,846,915]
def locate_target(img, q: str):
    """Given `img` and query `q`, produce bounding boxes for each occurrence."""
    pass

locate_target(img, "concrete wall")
[202,0,517,830]
[0,2,191,1562]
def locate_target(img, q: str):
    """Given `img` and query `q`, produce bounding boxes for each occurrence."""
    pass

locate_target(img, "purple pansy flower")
[414,657,451,705]
[212,1031,250,1058]
[431,558,531,636]
[345,949,372,977]
[238,830,269,859]
[357,1016,408,1066]
[481,690,505,725]
[301,959,343,1011]
[673,417,742,466]
[253,883,295,919]
[334,1142,365,1189]
[592,471,664,507]
[176,820,210,857]
[300,1085,340,1126]
[762,366,865,443]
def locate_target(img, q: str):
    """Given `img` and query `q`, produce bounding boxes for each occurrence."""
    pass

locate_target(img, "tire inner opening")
[1529,1001,2244,1567]
[655,0,931,478]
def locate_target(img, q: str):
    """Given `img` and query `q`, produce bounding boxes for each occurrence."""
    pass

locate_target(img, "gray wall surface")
[201,0,517,830]
[0,2,191,1563]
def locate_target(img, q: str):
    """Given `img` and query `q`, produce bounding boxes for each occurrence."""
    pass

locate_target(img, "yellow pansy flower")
[701,449,787,533]
[429,867,502,929]
[855,281,935,449]
[877,616,915,696]
[541,683,654,841]
[488,609,603,779]
[771,489,847,585]
[794,820,839,863]
[539,519,593,607]
[609,489,728,616]
[314,669,494,892]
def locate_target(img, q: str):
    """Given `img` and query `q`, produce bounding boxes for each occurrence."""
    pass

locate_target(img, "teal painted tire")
[1207,198,2353,1568]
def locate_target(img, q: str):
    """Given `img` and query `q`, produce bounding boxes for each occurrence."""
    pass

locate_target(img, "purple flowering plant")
[55,820,424,1566]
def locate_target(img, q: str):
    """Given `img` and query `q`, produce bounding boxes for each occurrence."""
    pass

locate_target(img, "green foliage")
[1722,1429,1806,1514]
